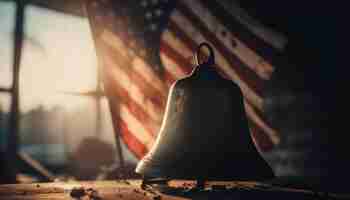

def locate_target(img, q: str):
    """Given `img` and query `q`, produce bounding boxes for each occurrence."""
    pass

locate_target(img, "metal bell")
[136,43,274,182]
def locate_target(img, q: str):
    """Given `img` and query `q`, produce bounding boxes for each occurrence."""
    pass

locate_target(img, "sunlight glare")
[19,6,98,112]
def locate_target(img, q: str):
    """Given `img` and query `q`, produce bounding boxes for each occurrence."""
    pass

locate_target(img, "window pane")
[0,93,11,151]
[18,5,107,178]
[0,4,134,180]
[21,5,98,112]
[0,1,16,88]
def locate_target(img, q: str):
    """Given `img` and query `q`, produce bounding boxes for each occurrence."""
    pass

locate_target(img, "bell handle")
[195,42,215,66]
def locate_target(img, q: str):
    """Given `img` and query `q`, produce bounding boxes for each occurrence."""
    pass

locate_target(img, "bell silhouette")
[136,43,274,183]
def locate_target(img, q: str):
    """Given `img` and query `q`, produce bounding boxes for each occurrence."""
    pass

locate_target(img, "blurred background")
[0,0,138,183]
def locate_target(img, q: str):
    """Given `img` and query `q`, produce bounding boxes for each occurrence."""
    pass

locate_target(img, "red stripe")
[163,70,176,87]
[167,20,264,97]
[167,21,196,55]
[161,30,230,81]
[246,100,275,134]
[102,83,149,159]
[114,25,175,95]
[248,120,274,151]
[102,42,166,108]
[103,63,161,137]
[200,0,283,66]
[88,5,153,159]
[160,41,194,75]
[175,2,264,94]
[119,117,149,159]
[157,55,178,87]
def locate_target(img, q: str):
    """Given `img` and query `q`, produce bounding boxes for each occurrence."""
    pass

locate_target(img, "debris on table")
[70,187,101,200]
[153,195,162,200]
[70,187,86,199]
[0,180,349,200]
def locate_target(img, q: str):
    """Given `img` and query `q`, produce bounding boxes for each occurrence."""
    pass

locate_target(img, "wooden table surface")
[0,180,349,200]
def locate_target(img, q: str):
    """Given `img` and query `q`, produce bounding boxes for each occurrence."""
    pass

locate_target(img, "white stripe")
[160,52,187,79]
[161,30,195,78]
[167,11,263,109]
[131,57,167,96]
[100,30,130,59]
[102,52,164,124]
[100,30,167,96]
[162,30,193,58]
[244,102,280,145]
[216,0,287,51]
[179,0,274,80]
[120,104,154,149]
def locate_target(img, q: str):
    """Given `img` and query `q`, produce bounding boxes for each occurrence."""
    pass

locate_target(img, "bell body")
[136,65,274,181]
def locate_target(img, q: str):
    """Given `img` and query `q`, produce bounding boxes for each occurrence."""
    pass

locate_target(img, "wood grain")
[0,180,349,200]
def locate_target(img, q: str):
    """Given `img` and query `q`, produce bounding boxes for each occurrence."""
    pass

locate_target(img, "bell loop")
[195,42,215,66]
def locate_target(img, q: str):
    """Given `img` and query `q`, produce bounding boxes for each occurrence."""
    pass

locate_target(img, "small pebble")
[133,189,140,193]
[70,187,86,198]
[153,195,161,200]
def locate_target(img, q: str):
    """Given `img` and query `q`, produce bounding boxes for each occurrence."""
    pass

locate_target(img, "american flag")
[85,0,287,159]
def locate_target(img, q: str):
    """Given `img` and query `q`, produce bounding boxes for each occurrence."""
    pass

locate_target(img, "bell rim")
[136,155,275,181]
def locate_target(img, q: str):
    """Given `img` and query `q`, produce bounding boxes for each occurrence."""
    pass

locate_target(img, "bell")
[136,43,274,183]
